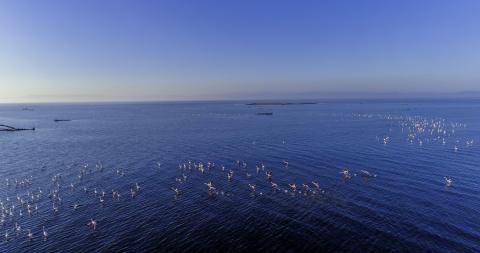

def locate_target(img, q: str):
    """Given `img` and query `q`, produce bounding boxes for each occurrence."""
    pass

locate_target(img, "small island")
[246,102,317,106]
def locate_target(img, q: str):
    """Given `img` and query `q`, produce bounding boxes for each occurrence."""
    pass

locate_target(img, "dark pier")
[0,124,35,132]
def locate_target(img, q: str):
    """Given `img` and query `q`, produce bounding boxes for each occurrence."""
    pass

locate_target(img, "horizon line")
[1,95,480,105]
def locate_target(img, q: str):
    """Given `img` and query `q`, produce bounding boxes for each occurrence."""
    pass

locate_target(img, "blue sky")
[1,0,479,102]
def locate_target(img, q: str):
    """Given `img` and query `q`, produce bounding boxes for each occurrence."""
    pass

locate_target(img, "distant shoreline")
[1,96,480,105]
[246,102,318,106]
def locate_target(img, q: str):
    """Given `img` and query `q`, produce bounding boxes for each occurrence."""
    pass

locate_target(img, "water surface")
[0,100,479,252]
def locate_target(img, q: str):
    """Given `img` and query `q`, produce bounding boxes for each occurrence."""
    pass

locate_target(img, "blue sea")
[0,100,479,252]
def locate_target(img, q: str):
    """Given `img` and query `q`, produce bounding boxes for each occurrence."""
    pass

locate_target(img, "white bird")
[445,177,453,187]
[340,168,351,178]
[360,170,377,178]
[87,219,97,230]
[15,223,21,234]
[265,171,273,180]
[302,184,310,192]
[205,181,215,191]
[248,184,256,192]
[383,136,390,145]
[172,187,180,195]
[42,226,48,240]
[288,183,297,191]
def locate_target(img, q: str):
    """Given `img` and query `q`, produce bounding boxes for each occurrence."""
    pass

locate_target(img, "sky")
[1,0,480,102]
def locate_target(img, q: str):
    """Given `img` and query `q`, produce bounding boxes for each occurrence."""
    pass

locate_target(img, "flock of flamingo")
[0,158,387,244]
[353,113,474,150]
[0,113,471,248]
[0,162,143,244]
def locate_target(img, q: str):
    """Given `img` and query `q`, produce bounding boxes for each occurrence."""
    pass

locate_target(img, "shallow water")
[0,100,479,252]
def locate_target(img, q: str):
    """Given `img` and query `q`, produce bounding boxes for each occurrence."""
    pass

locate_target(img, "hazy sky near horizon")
[1,0,480,102]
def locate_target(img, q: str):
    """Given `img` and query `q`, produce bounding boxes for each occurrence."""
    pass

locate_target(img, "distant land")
[1,91,480,104]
